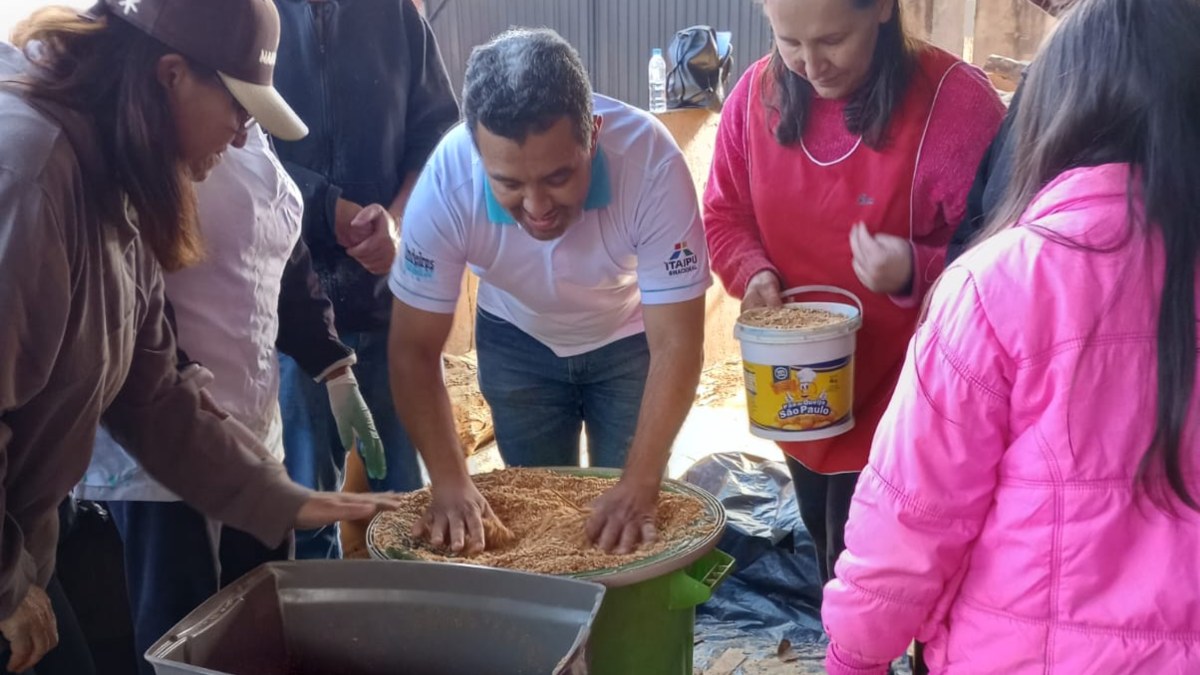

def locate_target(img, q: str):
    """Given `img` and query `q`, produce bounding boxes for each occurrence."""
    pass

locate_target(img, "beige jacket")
[0,46,310,619]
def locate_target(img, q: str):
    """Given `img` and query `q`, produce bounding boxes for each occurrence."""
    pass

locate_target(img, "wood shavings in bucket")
[738,306,848,330]
[369,469,718,575]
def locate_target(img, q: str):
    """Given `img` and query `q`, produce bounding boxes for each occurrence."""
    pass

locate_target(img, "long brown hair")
[760,0,918,149]
[975,0,1200,511]
[12,6,202,271]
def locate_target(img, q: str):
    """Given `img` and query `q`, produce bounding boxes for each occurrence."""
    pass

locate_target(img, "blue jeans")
[108,501,288,675]
[279,328,422,559]
[475,309,650,468]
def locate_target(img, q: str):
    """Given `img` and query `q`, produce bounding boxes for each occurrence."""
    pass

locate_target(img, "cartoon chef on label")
[797,367,821,400]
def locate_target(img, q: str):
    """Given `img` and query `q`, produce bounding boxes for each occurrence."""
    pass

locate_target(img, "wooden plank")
[656,108,744,367]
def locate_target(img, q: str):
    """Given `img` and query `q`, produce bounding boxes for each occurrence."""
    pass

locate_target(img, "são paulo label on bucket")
[743,357,854,439]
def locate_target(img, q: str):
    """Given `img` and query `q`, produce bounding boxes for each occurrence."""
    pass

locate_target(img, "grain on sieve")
[369,469,717,575]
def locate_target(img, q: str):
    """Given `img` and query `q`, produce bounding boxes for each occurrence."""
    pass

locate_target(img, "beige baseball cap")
[102,0,308,140]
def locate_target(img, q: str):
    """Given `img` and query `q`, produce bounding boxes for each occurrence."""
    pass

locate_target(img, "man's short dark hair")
[462,28,594,147]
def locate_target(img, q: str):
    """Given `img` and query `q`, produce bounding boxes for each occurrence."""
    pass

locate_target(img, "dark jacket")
[276,235,354,378]
[946,79,1024,264]
[271,0,460,331]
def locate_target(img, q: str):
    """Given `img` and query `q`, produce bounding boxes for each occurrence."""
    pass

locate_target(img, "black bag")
[666,26,734,112]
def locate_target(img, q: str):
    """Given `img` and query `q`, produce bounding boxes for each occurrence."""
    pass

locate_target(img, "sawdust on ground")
[444,353,493,456]
[695,357,746,408]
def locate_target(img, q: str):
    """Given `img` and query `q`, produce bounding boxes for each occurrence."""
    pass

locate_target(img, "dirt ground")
[444,352,494,456]
[695,357,746,409]
[695,642,830,675]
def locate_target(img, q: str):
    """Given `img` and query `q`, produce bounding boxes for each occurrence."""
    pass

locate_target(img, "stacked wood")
[983,54,1029,92]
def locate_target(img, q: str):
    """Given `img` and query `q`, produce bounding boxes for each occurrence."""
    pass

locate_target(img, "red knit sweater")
[705,54,1003,300]
[705,51,1003,472]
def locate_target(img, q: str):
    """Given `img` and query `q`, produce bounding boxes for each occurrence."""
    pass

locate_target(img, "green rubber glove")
[326,369,387,480]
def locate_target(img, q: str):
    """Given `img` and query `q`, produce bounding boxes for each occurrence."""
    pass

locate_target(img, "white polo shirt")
[79,127,298,501]
[389,94,711,357]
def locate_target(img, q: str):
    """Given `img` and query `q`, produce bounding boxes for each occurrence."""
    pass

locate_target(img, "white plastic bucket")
[733,285,863,442]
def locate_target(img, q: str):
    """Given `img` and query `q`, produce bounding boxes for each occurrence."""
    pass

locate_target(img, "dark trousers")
[109,501,288,675]
[785,466,924,674]
[0,575,95,675]
[785,458,860,586]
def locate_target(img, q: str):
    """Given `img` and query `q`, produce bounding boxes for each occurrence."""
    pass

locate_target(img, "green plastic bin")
[368,467,732,675]
[584,547,734,675]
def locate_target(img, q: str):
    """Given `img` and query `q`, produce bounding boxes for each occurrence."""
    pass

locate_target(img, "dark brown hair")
[760,0,918,149]
[978,0,1199,511]
[12,6,202,271]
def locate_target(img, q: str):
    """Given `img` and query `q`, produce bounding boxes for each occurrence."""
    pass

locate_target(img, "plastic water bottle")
[648,48,667,113]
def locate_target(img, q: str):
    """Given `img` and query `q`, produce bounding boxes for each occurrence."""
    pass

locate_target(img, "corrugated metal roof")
[426,0,772,111]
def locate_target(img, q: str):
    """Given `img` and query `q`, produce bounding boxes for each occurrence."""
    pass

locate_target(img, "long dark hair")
[760,0,918,149]
[12,6,202,271]
[981,0,1200,511]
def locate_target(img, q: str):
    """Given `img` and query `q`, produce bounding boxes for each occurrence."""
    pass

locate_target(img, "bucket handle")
[782,285,864,315]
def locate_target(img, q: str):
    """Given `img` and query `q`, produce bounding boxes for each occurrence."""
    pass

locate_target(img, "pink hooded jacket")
[823,163,1200,674]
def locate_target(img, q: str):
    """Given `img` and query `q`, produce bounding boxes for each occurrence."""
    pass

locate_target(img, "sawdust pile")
[738,306,848,330]
[443,353,493,457]
[369,469,718,575]
[695,357,745,407]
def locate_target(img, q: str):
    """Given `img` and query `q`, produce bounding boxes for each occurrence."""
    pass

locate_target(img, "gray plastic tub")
[146,560,605,675]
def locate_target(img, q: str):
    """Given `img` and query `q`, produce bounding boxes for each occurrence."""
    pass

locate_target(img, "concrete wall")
[424,0,773,113]
[902,0,1057,65]
[973,0,1057,66]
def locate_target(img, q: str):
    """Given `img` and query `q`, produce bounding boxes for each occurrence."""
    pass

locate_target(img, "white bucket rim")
[735,286,863,343]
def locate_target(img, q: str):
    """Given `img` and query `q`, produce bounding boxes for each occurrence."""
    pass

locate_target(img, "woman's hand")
[295,491,406,530]
[741,270,784,312]
[0,586,57,673]
[850,223,914,295]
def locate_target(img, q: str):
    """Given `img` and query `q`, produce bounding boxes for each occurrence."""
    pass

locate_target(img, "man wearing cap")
[0,1,403,672]
[389,29,709,556]
[268,0,460,559]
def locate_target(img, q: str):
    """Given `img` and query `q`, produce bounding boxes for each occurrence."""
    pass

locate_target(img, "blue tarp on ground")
[683,452,824,644]
[684,452,912,675]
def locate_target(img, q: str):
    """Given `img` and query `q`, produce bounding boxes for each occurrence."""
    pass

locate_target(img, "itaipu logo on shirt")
[664,241,699,277]
[403,245,435,280]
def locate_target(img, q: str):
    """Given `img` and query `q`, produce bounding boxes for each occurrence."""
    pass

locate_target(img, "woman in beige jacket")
[0,1,402,672]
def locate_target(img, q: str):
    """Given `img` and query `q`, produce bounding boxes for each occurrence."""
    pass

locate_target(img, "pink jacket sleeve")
[702,62,778,298]
[893,64,1004,309]
[822,266,1014,674]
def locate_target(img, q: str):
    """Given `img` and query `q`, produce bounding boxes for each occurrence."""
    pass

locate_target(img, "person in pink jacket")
[822,0,1200,672]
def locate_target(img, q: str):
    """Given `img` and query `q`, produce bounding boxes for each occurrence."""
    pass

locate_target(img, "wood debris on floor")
[695,638,830,675]
[695,357,745,408]
[701,648,747,675]
[443,352,494,456]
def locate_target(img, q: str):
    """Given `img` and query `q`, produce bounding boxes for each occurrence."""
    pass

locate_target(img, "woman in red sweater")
[704,0,1002,586]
